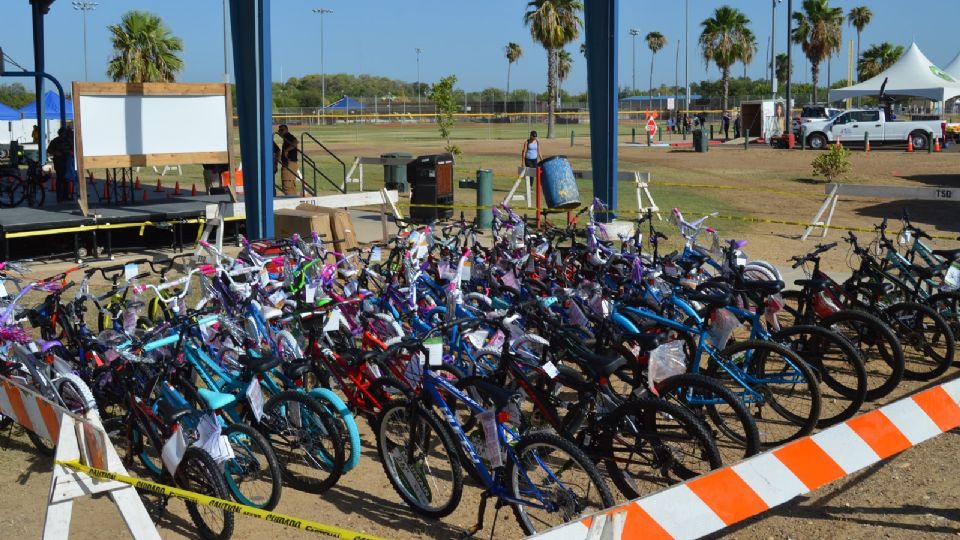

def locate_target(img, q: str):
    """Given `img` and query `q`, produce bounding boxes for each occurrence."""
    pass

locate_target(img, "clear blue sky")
[3,0,959,95]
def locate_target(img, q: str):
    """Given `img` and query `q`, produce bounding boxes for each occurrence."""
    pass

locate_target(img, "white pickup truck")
[801,108,942,150]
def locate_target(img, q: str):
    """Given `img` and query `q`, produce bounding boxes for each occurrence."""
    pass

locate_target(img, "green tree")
[699,6,757,113]
[429,75,460,156]
[557,49,573,107]
[0,83,35,109]
[523,0,583,138]
[858,42,904,80]
[775,53,792,89]
[811,143,851,183]
[505,42,523,112]
[792,0,844,103]
[645,31,667,102]
[847,6,873,83]
[106,10,183,83]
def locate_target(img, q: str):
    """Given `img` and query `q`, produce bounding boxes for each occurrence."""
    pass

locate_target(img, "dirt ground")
[1,137,959,539]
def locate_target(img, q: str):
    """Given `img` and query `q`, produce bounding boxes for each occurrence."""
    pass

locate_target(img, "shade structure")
[17,90,74,120]
[945,51,960,80]
[828,43,960,102]
[323,96,362,110]
[0,102,20,120]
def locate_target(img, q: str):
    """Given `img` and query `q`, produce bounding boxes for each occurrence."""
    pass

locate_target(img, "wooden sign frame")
[72,82,236,216]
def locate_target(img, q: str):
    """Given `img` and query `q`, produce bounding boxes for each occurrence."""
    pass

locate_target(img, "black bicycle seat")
[240,353,281,377]
[856,282,893,295]
[794,278,831,290]
[740,279,784,296]
[684,290,732,307]
[281,358,313,379]
[566,345,626,380]
[932,248,960,261]
[157,400,193,426]
[620,331,664,352]
[470,378,522,413]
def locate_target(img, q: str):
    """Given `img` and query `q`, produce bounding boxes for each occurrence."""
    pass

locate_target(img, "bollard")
[864,131,870,152]
[475,169,493,229]
[710,124,714,140]
[631,127,636,144]
[744,128,749,150]
[647,131,651,147]
[683,127,687,141]
[928,135,933,154]
[570,130,575,147]
[658,127,662,142]
[800,126,806,151]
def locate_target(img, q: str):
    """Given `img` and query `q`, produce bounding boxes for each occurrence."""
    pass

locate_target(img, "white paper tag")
[323,308,345,332]
[542,360,559,379]
[305,284,317,304]
[465,329,489,349]
[246,380,264,422]
[370,246,382,262]
[460,259,472,281]
[259,268,269,287]
[0,281,7,298]
[425,337,443,367]
[124,263,138,281]
[488,330,506,351]
[945,263,960,288]
[344,280,358,297]
[268,290,285,308]
[161,427,187,474]
[478,409,503,468]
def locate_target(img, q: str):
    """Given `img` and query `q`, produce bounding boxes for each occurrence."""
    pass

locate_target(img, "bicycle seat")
[620,331,664,352]
[794,278,831,291]
[35,339,63,354]
[932,248,960,261]
[740,279,784,296]
[240,352,281,377]
[281,358,313,379]
[470,377,522,413]
[567,345,626,380]
[856,282,894,295]
[197,387,238,410]
[684,291,732,307]
[156,399,193,425]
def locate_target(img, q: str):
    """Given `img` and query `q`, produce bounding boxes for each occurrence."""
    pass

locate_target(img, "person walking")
[521,130,542,187]
[721,112,731,140]
[46,127,73,202]
[277,124,300,196]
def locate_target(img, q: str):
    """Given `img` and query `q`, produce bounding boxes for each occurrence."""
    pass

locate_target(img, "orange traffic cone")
[907,138,914,152]
[934,137,941,152]
[865,139,871,152]
[174,181,181,196]
[155,178,163,192]
[134,176,141,190]
[191,183,197,197]
[143,189,148,201]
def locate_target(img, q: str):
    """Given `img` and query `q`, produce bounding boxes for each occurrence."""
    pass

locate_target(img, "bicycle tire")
[6,177,26,207]
[772,324,867,427]
[508,430,616,536]
[259,390,345,493]
[27,179,45,208]
[926,291,960,343]
[653,372,761,464]
[27,372,98,455]
[376,399,463,518]
[600,397,722,500]
[821,309,905,400]
[176,446,236,540]
[709,339,822,447]
[884,301,955,380]
[222,422,283,510]
[306,386,362,473]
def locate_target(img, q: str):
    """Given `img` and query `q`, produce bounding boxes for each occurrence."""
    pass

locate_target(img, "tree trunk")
[505,61,511,114]
[856,31,862,107]
[649,52,656,105]
[547,46,557,138]
[722,66,730,114]
[811,61,820,104]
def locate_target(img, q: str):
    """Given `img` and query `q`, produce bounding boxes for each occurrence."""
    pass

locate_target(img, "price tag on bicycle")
[478,409,503,468]
[161,427,187,473]
[370,246,382,263]
[945,262,960,289]
[542,360,559,379]
[124,263,138,281]
[425,336,443,367]
[247,380,265,422]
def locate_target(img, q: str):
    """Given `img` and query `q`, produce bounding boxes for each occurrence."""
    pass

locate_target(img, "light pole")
[785,0,793,126]
[416,48,422,116]
[684,0,689,113]
[629,28,640,94]
[72,1,97,81]
[772,0,782,97]
[312,8,333,122]
[222,0,229,83]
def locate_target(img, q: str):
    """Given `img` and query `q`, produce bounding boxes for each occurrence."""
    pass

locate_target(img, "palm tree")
[523,0,583,138]
[775,52,792,88]
[557,49,573,107]
[858,42,904,80]
[699,6,756,114]
[792,0,844,103]
[504,42,523,113]
[645,32,667,104]
[847,6,873,82]
[106,10,183,83]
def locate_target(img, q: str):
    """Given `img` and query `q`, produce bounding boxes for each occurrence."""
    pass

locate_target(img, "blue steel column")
[584,0,618,221]
[229,0,274,239]
[31,0,46,164]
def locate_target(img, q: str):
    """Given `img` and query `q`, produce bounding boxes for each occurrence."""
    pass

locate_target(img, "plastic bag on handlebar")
[648,340,687,394]
[706,308,739,349]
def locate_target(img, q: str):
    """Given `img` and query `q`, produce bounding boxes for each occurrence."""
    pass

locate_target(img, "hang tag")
[460,259,472,281]
[425,336,443,367]
[161,427,187,474]
[124,263,138,282]
[207,435,235,465]
[370,246,382,262]
[323,308,345,332]
[945,263,960,289]
[305,284,317,304]
[246,380,264,422]
[466,329,489,349]
[259,268,269,287]
[478,409,503,468]
[404,354,425,387]
[488,330,506,351]
[196,412,221,447]
[122,307,137,333]
[0,281,7,298]
[501,270,519,290]
[542,360,559,379]
[344,280,358,297]
[268,290,286,308]
[417,235,428,259]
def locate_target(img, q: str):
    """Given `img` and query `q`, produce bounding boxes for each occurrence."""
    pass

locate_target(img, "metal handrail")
[300,132,347,194]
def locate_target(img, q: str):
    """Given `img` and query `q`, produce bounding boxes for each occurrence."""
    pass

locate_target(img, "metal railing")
[300,132,346,195]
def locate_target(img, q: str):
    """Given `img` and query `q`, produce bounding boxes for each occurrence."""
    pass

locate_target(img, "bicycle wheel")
[27,180,45,208]
[222,422,283,510]
[926,291,960,344]
[600,397,721,500]
[5,178,26,207]
[28,373,98,455]
[884,302,955,380]
[710,340,821,447]
[653,372,761,465]
[176,446,236,540]
[772,325,867,427]
[259,390,345,493]
[822,310,904,400]
[376,399,463,518]
[508,430,615,536]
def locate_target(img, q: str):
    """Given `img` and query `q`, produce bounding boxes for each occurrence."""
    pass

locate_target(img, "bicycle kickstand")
[462,490,490,538]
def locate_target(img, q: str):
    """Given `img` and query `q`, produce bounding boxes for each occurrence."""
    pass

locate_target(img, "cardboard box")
[295,204,360,251]
[274,209,333,242]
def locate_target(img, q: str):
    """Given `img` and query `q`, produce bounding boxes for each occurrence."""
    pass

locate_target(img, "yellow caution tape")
[55,459,385,540]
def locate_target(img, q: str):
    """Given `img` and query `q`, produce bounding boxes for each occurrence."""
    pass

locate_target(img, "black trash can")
[693,129,709,152]
[381,152,412,193]
[408,153,455,223]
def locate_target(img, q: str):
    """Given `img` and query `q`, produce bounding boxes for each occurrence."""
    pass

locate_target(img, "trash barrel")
[693,129,709,152]
[382,152,412,193]
[538,156,580,209]
[475,169,493,229]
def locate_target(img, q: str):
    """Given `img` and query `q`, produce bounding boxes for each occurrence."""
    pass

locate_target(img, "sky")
[3,0,960,95]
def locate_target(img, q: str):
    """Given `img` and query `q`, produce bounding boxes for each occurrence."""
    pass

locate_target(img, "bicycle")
[1,158,47,208]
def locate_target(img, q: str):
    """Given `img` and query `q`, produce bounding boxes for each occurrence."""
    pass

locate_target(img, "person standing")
[721,112,731,140]
[277,124,300,196]
[46,127,73,202]
[521,129,542,176]
[733,111,742,139]
[31,125,40,144]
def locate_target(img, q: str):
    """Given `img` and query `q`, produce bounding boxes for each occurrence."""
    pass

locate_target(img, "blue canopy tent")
[323,96,362,111]
[18,90,73,120]
[0,103,21,120]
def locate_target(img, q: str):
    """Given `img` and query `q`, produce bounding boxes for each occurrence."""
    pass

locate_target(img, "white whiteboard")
[78,94,228,157]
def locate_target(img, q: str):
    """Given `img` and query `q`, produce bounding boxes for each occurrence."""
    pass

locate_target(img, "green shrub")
[811,143,852,183]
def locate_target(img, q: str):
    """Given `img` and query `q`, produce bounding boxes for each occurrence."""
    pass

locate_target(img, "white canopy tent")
[828,43,960,102]
[945,51,960,79]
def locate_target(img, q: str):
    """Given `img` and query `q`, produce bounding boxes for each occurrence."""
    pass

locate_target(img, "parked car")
[800,108,942,150]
